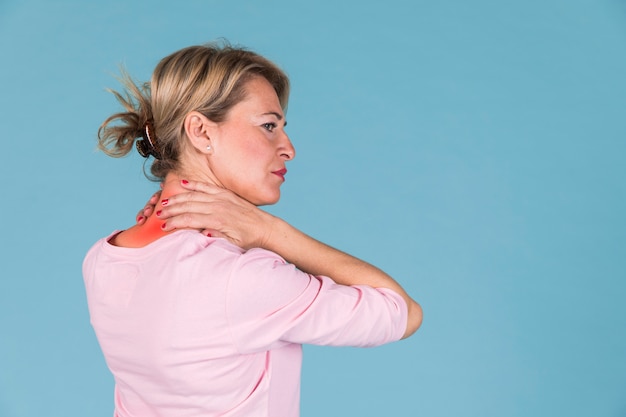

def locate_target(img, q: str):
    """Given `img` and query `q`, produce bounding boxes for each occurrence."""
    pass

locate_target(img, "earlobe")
[184,111,215,154]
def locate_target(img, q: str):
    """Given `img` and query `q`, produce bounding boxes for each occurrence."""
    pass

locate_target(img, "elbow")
[401,300,423,339]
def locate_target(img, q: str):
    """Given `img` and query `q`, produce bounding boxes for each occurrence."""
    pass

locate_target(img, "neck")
[109,172,203,248]
[143,172,201,231]
[160,172,190,200]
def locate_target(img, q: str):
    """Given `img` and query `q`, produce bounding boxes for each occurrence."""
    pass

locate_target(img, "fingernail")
[161,223,167,230]
[181,179,189,185]
[136,215,145,222]
[156,210,162,216]
[161,199,168,206]
[206,232,212,237]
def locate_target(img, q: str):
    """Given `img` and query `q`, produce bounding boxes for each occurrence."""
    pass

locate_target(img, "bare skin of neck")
[109,173,201,248]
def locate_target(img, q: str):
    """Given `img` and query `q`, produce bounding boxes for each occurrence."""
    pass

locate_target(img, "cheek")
[213,131,274,185]
[238,140,273,169]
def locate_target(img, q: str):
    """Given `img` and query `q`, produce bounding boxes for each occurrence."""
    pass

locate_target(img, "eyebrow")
[262,112,287,126]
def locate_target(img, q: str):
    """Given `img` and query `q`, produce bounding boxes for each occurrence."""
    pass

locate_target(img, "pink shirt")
[83,230,407,417]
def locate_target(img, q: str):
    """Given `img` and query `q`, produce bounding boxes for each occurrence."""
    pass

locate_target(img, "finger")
[201,228,223,238]
[140,190,162,219]
[143,204,155,217]
[171,183,247,210]
[161,212,224,232]
[149,190,162,204]
[157,200,225,219]
[161,190,221,207]
[201,229,241,246]
[136,212,147,225]
[179,179,225,195]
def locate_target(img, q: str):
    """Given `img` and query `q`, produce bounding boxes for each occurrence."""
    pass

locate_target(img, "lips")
[272,168,287,181]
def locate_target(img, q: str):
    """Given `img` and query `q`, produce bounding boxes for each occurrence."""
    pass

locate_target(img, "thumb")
[202,229,224,239]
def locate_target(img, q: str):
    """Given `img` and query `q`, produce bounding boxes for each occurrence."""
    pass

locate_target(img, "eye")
[262,122,277,132]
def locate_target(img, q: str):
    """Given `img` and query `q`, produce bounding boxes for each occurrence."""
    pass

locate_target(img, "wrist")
[257,211,281,249]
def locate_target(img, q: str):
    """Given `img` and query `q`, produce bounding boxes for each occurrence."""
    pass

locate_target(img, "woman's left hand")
[136,189,162,224]
[156,180,275,249]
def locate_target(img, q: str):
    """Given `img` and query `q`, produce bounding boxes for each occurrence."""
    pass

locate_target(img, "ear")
[183,111,217,154]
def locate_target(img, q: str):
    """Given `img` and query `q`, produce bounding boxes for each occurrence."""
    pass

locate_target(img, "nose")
[280,133,296,161]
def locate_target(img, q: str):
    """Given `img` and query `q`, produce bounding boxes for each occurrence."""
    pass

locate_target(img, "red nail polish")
[206,232,212,237]
[136,215,145,223]
[156,210,162,216]
[161,199,168,206]
[181,179,189,185]
[161,223,167,230]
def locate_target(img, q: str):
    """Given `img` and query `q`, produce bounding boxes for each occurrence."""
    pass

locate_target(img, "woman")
[84,42,422,417]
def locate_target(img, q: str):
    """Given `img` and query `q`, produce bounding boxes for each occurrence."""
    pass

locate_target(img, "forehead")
[235,77,283,115]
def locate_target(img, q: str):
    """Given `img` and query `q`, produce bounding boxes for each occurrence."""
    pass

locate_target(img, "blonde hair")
[98,42,290,179]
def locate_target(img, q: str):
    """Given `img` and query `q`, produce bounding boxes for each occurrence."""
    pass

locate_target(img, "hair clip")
[136,120,162,159]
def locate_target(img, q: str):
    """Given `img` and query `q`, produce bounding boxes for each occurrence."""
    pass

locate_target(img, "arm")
[157,180,422,338]
[262,217,422,338]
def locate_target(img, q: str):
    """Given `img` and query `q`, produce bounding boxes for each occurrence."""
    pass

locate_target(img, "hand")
[136,189,162,225]
[157,180,275,249]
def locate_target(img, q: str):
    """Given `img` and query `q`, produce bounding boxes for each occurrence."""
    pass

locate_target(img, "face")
[208,77,295,205]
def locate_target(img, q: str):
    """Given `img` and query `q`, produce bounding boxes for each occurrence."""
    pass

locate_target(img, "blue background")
[1,1,625,416]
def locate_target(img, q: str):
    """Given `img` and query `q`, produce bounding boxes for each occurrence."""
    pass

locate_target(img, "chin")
[236,184,282,206]
[256,197,280,207]
[252,192,281,207]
